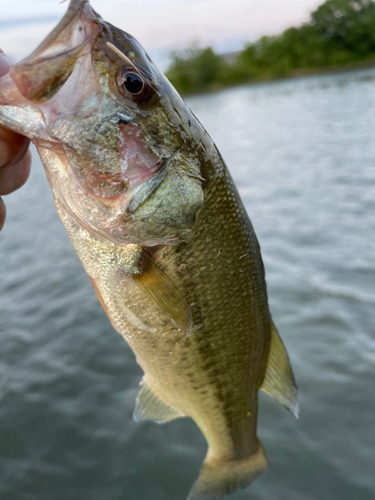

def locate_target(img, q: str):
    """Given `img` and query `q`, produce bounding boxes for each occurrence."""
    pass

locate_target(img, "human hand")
[0,49,32,230]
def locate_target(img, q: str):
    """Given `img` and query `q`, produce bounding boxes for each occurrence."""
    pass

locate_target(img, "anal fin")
[133,378,184,424]
[260,320,299,418]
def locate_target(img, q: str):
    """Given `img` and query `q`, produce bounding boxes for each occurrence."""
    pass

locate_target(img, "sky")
[0,0,323,69]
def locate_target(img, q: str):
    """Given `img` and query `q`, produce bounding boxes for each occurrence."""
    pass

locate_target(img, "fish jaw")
[0,0,204,248]
[0,0,99,138]
[10,1,99,104]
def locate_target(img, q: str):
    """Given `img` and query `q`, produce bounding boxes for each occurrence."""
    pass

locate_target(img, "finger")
[0,196,6,230]
[0,50,31,170]
[0,126,30,169]
[0,50,31,228]
[0,149,31,196]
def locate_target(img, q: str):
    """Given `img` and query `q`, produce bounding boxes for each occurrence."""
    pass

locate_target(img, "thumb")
[0,48,30,162]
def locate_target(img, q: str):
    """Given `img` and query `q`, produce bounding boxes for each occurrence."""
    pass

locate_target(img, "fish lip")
[8,0,101,103]
[16,0,99,67]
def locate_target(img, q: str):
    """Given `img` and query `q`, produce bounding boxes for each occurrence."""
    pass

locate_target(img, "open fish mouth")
[10,0,99,103]
[0,0,205,247]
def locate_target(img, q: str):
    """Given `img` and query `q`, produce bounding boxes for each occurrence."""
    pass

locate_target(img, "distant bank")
[166,0,375,95]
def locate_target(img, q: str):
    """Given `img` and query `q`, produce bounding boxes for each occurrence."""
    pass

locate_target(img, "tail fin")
[187,444,267,500]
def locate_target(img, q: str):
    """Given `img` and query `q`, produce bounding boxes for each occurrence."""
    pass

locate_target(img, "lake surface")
[1,68,375,500]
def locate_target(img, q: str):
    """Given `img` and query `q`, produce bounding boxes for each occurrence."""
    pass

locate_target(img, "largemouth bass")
[0,1,298,498]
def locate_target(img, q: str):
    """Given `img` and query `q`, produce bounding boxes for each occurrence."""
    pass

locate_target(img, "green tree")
[311,0,375,62]
[167,46,225,94]
[166,0,375,95]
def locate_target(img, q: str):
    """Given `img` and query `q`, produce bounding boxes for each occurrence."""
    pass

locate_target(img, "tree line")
[166,0,375,94]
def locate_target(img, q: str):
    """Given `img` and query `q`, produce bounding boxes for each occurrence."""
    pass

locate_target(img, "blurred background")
[0,0,375,499]
[0,0,324,69]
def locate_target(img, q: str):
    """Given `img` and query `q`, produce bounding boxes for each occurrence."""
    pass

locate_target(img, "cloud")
[0,0,322,62]
[104,0,322,50]
[0,22,57,61]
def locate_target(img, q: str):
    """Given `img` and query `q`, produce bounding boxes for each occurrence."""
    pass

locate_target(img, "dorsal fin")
[260,320,299,418]
[133,378,184,424]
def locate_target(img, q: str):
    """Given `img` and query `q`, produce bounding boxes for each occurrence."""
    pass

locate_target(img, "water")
[1,68,375,500]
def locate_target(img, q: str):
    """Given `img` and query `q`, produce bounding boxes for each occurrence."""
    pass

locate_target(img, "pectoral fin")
[260,320,299,418]
[134,252,192,335]
[133,378,184,424]
[120,246,192,335]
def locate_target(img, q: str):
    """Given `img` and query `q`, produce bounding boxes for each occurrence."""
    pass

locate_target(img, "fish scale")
[0,1,298,498]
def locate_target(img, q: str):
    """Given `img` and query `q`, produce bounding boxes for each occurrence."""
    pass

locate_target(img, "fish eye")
[122,72,144,95]
[117,68,153,104]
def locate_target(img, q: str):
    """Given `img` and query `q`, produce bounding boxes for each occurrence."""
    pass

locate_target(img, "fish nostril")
[117,112,133,125]
[118,118,131,125]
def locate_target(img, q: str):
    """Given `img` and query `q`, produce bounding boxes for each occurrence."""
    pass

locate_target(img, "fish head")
[0,0,206,246]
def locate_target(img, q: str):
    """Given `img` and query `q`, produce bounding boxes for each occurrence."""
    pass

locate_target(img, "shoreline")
[180,58,375,97]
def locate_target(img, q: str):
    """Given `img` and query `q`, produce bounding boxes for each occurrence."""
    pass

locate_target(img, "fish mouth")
[10,0,99,102]
[26,0,99,60]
